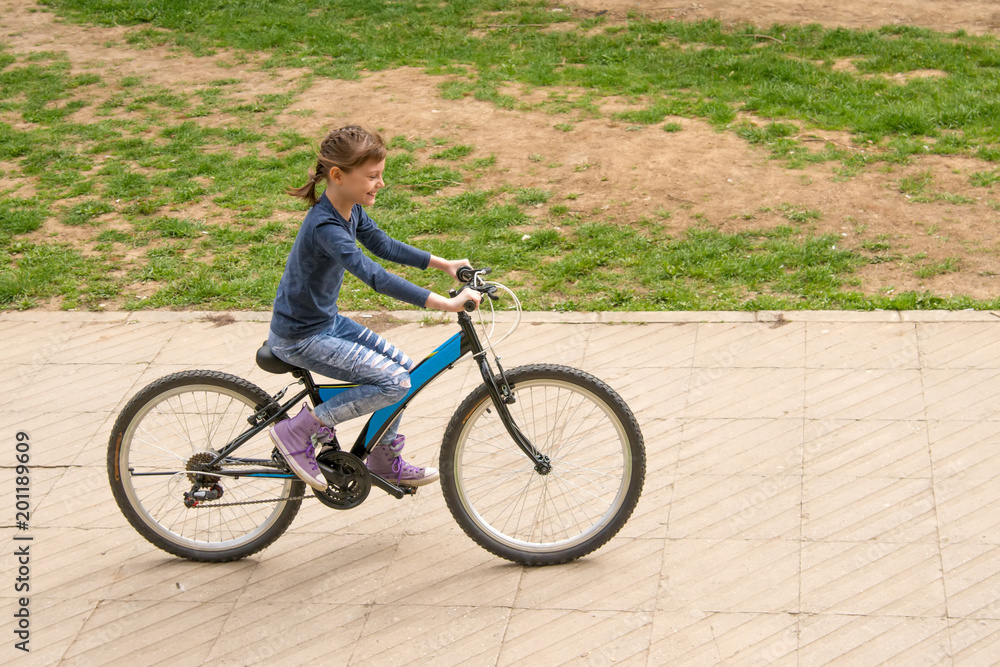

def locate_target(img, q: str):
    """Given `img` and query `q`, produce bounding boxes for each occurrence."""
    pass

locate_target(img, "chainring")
[314,450,371,510]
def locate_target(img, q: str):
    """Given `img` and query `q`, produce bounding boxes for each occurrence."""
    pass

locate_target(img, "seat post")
[292,368,323,407]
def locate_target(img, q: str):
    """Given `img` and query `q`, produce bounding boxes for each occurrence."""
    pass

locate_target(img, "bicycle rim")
[118,382,296,553]
[452,376,633,555]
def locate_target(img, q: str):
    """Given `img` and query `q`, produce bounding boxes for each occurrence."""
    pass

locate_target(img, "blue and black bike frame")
[210,311,547,499]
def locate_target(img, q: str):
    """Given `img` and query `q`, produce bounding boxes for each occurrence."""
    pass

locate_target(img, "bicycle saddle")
[255,342,301,375]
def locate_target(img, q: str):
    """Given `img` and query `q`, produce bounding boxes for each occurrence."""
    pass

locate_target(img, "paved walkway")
[2,309,1000,666]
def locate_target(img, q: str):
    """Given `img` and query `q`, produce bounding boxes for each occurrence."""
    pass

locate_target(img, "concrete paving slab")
[933,474,1000,546]
[803,419,931,479]
[805,321,920,369]
[235,532,398,606]
[686,368,805,419]
[797,614,951,666]
[513,537,662,612]
[7,527,138,602]
[105,552,257,604]
[648,610,799,666]
[691,321,805,369]
[657,538,801,614]
[940,542,1000,621]
[801,475,938,543]
[675,418,804,477]
[804,368,926,421]
[59,598,230,665]
[800,539,947,617]
[3,309,1000,665]
[923,368,1000,421]
[0,320,86,366]
[375,532,520,608]
[11,411,109,468]
[6,597,97,667]
[16,363,146,414]
[667,474,801,540]
[918,322,1000,369]
[30,466,118,530]
[497,608,651,665]
[205,601,370,666]
[948,618,1000,665]
[586,322,697,369]
[351,603,509,667]
[927,420,1000,481]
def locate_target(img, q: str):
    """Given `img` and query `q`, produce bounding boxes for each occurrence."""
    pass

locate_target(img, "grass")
[38,0,1000,158]
[914,257,961,279]
[4,5,1000,311]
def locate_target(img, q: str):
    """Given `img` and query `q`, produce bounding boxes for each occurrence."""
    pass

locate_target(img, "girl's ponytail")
[286,170,324,207]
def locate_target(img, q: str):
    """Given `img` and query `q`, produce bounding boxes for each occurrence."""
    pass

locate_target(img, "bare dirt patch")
[565,0,1000,35]
[4,0,1000,308]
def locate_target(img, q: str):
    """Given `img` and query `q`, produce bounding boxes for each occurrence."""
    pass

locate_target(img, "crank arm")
[366,471,417,498]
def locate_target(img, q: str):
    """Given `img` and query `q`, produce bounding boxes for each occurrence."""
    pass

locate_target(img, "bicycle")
[107,267,645,565]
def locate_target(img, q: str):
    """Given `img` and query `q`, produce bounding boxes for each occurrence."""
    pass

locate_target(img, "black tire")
[107,370,305,562]
[440,364,645,565]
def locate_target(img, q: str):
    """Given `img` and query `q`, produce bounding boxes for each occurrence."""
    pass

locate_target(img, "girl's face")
[331,159,385,208]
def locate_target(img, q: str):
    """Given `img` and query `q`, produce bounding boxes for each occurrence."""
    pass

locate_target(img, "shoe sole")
[391,469,440,488]
[269,428,329,492]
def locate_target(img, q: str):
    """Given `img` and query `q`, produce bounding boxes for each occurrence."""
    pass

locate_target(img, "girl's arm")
[425,256,480,311]
[427,255,471,281]
[425,287,482,313]
[356,209,471,280]
[355,207,431,270]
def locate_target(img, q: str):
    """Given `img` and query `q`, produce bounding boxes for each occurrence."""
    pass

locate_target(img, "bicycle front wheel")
[107,370,304,562]
[440,364,645,565]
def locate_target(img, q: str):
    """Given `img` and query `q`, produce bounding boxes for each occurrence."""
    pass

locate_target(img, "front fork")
[458,312,551,475]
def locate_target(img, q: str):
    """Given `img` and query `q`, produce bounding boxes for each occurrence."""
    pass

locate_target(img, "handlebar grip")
[457,266,491,283]
[463,300,477,312]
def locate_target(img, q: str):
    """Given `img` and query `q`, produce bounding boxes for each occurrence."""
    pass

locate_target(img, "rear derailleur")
[183,451,224,508]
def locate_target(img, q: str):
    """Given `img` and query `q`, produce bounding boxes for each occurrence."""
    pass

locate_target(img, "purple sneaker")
[269,405,332,491]
[366,435,439,487]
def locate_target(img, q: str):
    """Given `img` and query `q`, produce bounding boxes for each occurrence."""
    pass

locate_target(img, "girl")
[268,125,481,491]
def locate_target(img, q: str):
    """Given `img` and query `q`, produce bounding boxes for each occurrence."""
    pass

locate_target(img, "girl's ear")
[327,166,343,184]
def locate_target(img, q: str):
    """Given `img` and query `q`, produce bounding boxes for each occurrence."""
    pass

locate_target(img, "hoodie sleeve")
[314,215,431,308]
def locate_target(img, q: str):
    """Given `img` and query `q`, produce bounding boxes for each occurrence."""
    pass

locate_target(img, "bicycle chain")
[189,494,312,508]
[186,459,313,508]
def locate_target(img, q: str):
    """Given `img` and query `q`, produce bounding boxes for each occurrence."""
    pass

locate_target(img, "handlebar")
[452,267,522,348]
[456,266,490,283]
[452,266,494,312]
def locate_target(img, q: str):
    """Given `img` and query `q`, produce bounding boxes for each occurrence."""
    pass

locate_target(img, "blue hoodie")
[270,196,431,339]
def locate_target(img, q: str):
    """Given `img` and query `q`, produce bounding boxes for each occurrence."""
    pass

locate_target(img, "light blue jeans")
[268,315,415,445]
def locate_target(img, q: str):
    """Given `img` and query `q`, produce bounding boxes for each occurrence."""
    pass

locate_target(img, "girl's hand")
[428,256,472,281]
[425,288,482,313]
[451,287,482,312]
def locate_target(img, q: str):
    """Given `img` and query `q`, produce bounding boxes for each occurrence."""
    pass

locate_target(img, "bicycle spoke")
[115,377,300,557]
[448,370,639,560]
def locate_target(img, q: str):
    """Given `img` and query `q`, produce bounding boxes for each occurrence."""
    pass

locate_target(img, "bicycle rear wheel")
[440,364,644,565]
[107,370,304,562]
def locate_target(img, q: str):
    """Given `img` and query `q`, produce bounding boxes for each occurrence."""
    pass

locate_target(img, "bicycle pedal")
[271,447,290,472]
